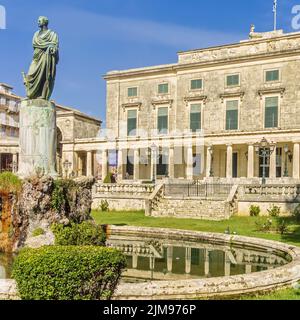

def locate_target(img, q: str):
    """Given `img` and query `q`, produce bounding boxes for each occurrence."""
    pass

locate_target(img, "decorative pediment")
[258,87,285,99]
[219,92,245,103]
[184,95,207,106]
[151,99,173,110]
[121,102,142,112]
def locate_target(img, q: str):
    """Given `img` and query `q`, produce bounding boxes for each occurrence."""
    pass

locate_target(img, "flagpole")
[273,0,277,31]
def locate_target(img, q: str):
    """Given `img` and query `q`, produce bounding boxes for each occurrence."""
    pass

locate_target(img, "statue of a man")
[23,16,59,100]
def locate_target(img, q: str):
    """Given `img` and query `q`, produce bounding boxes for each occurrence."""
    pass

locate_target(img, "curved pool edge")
[110,226,300,300]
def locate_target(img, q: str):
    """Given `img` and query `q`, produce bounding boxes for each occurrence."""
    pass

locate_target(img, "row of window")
[126,96,279,135]
[127,70,280,97]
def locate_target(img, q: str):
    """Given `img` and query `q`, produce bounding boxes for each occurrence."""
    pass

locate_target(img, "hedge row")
[12,246,126,300]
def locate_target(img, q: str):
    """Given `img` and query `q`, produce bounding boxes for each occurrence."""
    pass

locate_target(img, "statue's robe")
[25,29,59,100]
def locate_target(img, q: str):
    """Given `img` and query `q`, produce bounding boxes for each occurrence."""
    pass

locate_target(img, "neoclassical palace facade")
[3,29,300,183]
[67,29,300,183]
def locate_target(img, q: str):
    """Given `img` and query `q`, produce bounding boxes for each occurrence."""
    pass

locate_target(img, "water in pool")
[106,236,291,283]
[0,253,14,279]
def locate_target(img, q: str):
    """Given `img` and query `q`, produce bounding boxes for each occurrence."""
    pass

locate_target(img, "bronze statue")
[23,16,59,100]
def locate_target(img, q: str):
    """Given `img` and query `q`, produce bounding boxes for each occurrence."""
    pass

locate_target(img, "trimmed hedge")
[51,221,106,246]
[12,246,126,300]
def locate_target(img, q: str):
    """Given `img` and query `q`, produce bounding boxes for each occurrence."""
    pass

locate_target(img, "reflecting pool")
[106,235,292,283]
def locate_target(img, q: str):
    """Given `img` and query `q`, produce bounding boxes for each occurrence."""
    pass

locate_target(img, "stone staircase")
[146,183,239,221]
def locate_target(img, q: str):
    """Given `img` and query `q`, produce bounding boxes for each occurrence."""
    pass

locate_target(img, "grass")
[92,210,300,300]
[92,211,300,247]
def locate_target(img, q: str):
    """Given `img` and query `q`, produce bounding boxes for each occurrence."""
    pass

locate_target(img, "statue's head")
[38,16,49,28]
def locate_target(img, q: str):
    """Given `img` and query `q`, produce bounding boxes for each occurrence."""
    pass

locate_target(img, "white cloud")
[53,8,244,49]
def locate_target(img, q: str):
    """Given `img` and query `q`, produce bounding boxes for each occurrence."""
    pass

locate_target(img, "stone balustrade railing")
[241,184,300,200]
[93,183,155,195]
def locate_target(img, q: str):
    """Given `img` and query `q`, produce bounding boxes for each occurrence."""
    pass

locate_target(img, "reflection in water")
[106,236,291,283]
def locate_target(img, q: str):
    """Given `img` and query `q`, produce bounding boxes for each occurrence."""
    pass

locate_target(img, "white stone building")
[68,29,300,184]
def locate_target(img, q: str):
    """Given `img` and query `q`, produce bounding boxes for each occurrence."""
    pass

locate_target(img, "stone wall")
[92,196,146,211]
[151,197,231,220]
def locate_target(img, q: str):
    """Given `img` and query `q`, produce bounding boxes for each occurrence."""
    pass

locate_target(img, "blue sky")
[0,0,298,126]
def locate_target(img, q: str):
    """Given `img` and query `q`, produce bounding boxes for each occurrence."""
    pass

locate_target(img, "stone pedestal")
[18,99,57,178]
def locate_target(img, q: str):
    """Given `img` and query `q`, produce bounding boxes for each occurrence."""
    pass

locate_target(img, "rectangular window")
[266,70,279,82]
[157,107,168,134]
[127,109,137,136]
[128,87,138,97]
[226,100,238,130]
[226,74,240,87]
[190,104,201,132]
[265,96,278,128]
[158,83,169,94]
[191,79,203,90]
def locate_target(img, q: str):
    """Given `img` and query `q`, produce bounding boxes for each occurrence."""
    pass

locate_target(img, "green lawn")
[92,210,300,300]
[92,211,300,247]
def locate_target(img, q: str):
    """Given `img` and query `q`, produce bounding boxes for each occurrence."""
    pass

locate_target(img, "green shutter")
[226,100,238,130]
[158,83,169,94]
[127,110,137,136]
[128,87,137,97]
[191,79,202,90]
[158,107,168,133]
[227,74,239,86]
[265,97,278,128]
[266,70,279,82]
[190,104,201,132]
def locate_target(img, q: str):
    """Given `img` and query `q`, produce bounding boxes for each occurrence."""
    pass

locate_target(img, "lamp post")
[151,143,157,184]
[63,160,72,179]
[254,137,275,185]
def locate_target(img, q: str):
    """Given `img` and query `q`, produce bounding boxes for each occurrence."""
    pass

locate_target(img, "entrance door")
[232,152,238,178]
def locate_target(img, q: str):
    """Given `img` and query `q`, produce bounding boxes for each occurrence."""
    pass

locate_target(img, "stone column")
[132,255,138,269]
[206,146,212,178]
[102,150,108,181]
[12,153,18,173]
[134,148,140,181]
[247,144,254,179]
[117,149,124,181]
[77,154,83,177]
[293,143,300,179]
[167,246,173,273]
[185,247,192,274]
[186,145,193,180]
[168,146,174,179]
[270,145,277,179]
[149,256,155,271]
[150,148,157,182]
[204,249,210,276]
[86,151,93,177]
[226,144,233,179]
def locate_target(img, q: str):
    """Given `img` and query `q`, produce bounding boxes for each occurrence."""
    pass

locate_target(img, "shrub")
[32,228,45,237]
[255,218,273,232]
[103,173,114,184]
[292,204,300,223]
[100,200,109,212]
[249,205,260,217]
[0,172,22,194]
[51,179,78,212]
[276,219,289,235]
[267,205,281,218]
[12,246,126,300]
[51,221,106,246]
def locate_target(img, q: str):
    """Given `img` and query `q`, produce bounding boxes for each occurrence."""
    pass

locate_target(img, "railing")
[243,184,300,199]
[164,183,233,199]
[94,183,155,195]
